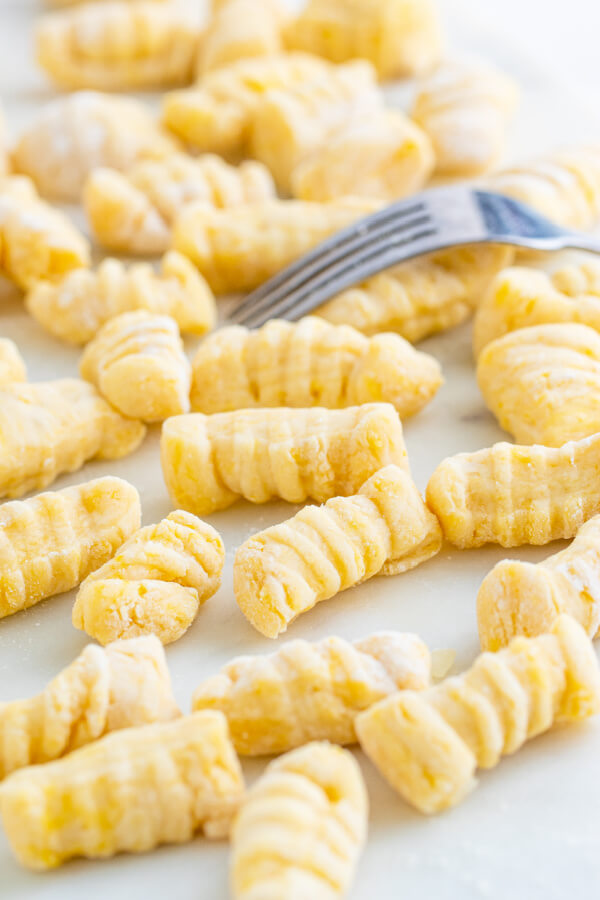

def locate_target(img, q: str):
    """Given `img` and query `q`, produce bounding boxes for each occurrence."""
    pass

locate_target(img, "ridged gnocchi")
[0,711,245,870]
[73,510,225,645]
[0,477,140,618]
[0,339,26,387]
[161,403,409,516]
[80,311,191,422]
[36,0,201,91]
[197,0,284,76]
[0,636,179,780]
[231,742,367,900]
[193,632,430,754]
[234,465,442,638]
[477,323,600,446]
[426,433,600,548]
[26,251,215,345]
[190,317,442,417]
[84,153,275,255]
[0,380,146,499]
[356,615,600,814]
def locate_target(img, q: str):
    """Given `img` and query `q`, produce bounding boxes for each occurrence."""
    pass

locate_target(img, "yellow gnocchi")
[190,317,442,417]
[234,465,442,638]
[231,741,367,900]
[73,510,225,645]
[193,631,430,755]
[84,153,275,255]
[36,0,201,91]
[477,323,600,446]
[26,251,215,345]
[0,477,140,618]
[161,403,409,516]
[12,92,177,202]
[0,339,26,387]
[0,379,146,499]
[197,0,284,76]
[80,311,191,423]
[0,711,245,870]
[0,636,180,780]
[356,615,600,814]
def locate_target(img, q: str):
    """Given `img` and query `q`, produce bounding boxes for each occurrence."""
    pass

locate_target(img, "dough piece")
[0,710,245,870]
[488,145,600,230]
[473,260,600,355]
[84,154,275,255]
[0,380,146,499]
[73,510,225,645]
[162,52,338,156]
[317,245,514,341]
[478,514,600,650]
[231,742,367,900]
[173,197,378,294]
[197,0,284,76]
[190,316,442,417]
[234,465,442,638]
[0,104,9,177]
[12,92,177,202]
[0,176,90,290]
[36,1,201,91]
[248,59,380,192]
[292,109,434,202]
[0,476,141,618]
[356,615,600,814]
[0,339,26,387]
[284,0,443,80]
[426,434,600,548]
[477,323,600,446]
[412,59,518,175]
[0,636,180,780]
[161,403,409,516]
[193,631,430,754]
[80,311,191,422]
[26,251,215,345]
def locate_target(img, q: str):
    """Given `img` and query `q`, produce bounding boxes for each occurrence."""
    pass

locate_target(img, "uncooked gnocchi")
[197,0,284,76]
[356,615,600,814]
[0,339,26,387]
[161,403,409,516]
[73,510,225,645]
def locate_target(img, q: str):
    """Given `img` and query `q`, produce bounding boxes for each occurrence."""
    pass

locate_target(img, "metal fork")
[229,186,600,329]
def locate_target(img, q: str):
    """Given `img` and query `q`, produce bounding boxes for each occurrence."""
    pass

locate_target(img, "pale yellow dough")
[0,711,245,870]
[80,311,191,423]
[190,317,442,417]
[197,0,285,76]
[0,636,179,780]
[426,434,600,548]
[356,615,600,814]
[161,403,409,516]
[477,322,600,446]
[0,379,146,499]
[231,742,367,900]
[73,510,225,645]
[26,251,215,346]
[0,105,9,177]
[0,339,26,387]
[234,465,442,638]
[193,631,430,754]
[84,153,275,255]
[36,1,201,91]
[0,477,140,619]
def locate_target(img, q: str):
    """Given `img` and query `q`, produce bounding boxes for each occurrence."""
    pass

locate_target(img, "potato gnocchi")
[193,632,430,755]
[231,741,367,900]
[161,404,409,516]
[0,339,26,387]
[190,317,442,417]
[0,711,245,870]
[197,0,284,76]
[80,311,191,422]
[0,636,179,780]
[73,510,225,645]
[0,477,140,618]
[356,616,600,814]
[26,251,215,345]
[234,465,442,638]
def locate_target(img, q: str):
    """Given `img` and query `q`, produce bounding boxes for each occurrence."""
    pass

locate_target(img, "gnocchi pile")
[2,0,600,897]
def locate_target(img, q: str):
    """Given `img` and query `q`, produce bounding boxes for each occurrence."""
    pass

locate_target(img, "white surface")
[2,2,600,899]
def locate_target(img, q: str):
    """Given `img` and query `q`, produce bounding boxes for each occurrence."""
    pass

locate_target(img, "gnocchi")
[197,0,284,76]
[0,339,26,387]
